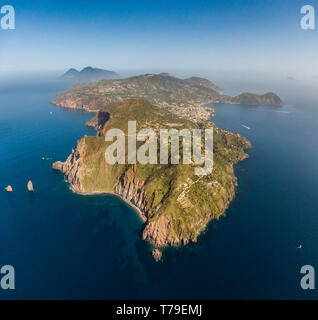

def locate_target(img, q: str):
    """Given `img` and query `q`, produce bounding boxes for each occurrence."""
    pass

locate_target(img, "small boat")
[5,185,13,192]
[240,124,251,130]
[27,180,34,192]
[298,245,302,249]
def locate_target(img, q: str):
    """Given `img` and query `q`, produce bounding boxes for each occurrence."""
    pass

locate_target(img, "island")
[52,98,251,261]
[52,73,283,120]
[229,92,283,106]
[60,66,120,83]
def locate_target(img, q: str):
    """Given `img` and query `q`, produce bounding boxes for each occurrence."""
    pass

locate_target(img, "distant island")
[53,98,251,261]
[231,92,283,106]
[52,73,283,120]
[60,66,120,83]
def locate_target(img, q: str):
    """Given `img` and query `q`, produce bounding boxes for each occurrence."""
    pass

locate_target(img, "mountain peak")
[60,66,120,82]
[81,66,93,71]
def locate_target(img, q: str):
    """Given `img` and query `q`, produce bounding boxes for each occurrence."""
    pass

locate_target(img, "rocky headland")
[52,98,251,260]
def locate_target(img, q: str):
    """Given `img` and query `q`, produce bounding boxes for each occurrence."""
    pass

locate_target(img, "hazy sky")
[1,0,317,74]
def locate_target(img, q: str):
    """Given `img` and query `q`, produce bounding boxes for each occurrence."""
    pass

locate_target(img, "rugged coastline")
[52,98,251,260]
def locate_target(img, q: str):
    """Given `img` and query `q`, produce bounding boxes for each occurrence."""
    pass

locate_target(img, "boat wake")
[263,110,290,114]
[240,124,251,130]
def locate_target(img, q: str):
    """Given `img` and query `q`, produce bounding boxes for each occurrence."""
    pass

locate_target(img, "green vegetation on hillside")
[55,98,251,255]
[52,73,283,120]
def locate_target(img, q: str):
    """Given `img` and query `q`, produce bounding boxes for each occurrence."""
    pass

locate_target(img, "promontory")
[52,98,251,260]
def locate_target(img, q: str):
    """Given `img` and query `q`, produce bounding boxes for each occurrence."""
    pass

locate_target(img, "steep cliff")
[53,99,251,259]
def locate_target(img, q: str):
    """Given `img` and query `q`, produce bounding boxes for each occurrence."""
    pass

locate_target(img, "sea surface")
[1,74,318,299]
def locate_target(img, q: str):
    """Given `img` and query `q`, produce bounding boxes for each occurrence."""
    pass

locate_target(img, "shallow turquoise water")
[1,76,318,299]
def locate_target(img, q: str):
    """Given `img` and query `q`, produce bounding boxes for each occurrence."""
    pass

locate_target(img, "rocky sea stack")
[152,249,163,262]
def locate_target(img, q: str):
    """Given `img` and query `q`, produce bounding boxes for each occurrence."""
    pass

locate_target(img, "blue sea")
[1,74,318,299]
